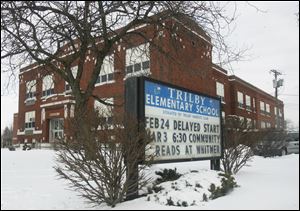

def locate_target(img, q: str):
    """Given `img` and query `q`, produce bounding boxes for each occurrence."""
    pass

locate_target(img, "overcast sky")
[1,1,299,131]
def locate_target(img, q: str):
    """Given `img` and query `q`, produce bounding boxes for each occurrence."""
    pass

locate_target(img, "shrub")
[152,185,164,193]
[202,193,208,202]
[182,201,188,207]
[155,168,182,184]
[166,197,175,206]
[209,173,238,199]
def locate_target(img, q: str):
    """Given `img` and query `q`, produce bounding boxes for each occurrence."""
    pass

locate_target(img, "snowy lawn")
[1,149,299,210]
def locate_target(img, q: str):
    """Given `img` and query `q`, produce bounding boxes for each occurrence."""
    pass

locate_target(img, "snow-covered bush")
[54,111,155,207]
[155,168,182,184]
[209,173,238,199]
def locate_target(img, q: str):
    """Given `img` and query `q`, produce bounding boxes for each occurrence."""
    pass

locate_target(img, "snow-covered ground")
[1,149,299,210]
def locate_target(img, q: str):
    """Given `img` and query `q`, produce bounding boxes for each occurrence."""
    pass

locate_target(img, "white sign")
[144,80,222,162]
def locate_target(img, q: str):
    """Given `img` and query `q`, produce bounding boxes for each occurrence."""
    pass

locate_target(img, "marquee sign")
[141,78,222,163]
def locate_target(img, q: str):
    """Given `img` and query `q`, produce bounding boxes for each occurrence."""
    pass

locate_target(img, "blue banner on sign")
[145,81,220,117]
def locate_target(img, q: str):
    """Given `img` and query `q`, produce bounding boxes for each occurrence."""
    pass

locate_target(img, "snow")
[1,149,299,210]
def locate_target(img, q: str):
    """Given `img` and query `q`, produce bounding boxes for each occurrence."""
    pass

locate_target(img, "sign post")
[125,77,223,199]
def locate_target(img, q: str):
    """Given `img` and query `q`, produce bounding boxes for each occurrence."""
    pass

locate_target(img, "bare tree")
[221,115,260,175]
[1,1,247,147]
[1,126,13,148]
[54,109,154,207]
[1,1,244,103]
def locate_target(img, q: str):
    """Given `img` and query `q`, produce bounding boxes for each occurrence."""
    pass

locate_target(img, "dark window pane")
[134,63,141,72]
[97,76,101,84]
[126,65,133,74]
[108,73,114,81]
[65,84,70,90]
[107,117,113,125]
[32,122,35,128]
[101,75,107,82]
[142,61,150,69]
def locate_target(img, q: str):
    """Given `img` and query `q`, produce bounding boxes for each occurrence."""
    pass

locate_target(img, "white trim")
[33,130,43,134]
[24,97,37,103]
[17,131,25,135]
[16,130,42,135]
[41,93,65,101]
[212,66,228,76]
[40,100,76,108]
[172,17,211,44]
[124,69,151,80]
[95,80,116,87]
[19,64,44,75]
[127,24,148,32]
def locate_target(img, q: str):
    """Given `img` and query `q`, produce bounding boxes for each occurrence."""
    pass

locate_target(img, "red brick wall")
[15,18,285,143]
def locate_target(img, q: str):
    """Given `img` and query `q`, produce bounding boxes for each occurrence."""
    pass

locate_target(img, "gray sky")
[225,1,299,129]
[1,1,299,131]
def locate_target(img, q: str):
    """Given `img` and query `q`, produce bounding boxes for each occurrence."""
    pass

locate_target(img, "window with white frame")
[125,43,150,78]
[96,55,114,85]
[42,75,54,97]
[65,66,78,92]
[265,103,270,115]
[26,80,36,100]
[239,116,245,125]
[261,121,266,129]
[246,118,252,128]
[253,98,256,112]
[237,91,244,109]
[245,95,251,111]
[260,101,265,114]
[94,98,114,125]
[25,111,35,129]
[266,122,271,128]
[253,120,257,129]
[278,108,282,117]
[216,82,225,103]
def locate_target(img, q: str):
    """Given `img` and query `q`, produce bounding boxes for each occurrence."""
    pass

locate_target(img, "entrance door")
[49,118,64,142]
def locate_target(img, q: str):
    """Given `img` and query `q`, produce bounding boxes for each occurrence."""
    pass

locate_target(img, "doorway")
[49,118,64,142]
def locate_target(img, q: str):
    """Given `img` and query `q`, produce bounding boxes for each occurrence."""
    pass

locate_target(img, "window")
[96,55,114,85]
[278,108,282,117]
[266,122,271,128]
[26,80,36,100]
[245,95,251,111]
[237,91,244,109]
[246,118,252,128]
[238,116,245,126]
[125,43,150,78]
[25,111,35,129]
[265,104,270,115]
[261,121,266,129]
[253,120,257,129]
[216,82,225,103]
[260,101,265,114]
[253,98,256,112]
[94,98,114,125]
[42,75,54,97]
[65,66,78,92]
